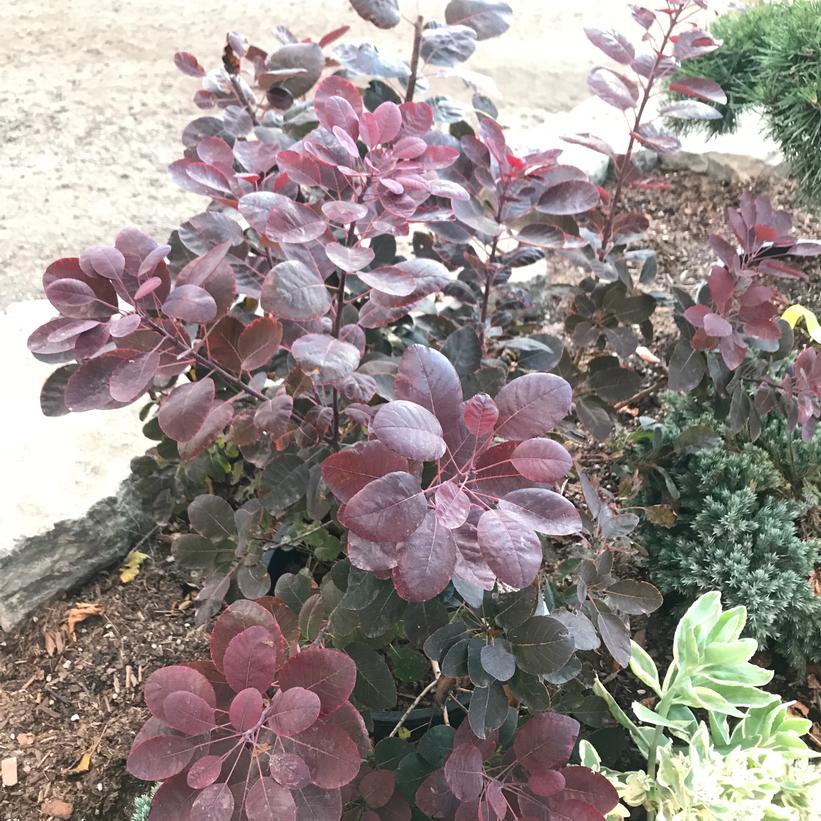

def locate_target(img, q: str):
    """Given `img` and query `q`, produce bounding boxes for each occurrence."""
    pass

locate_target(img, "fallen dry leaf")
[810,568,821,597]
[44,628,65,657]
[16,733,34,747]
[789,701,810,718]
[119,550,150,584]
[62,752,91,776]
[41,798,73,819]
[66,603,103,640]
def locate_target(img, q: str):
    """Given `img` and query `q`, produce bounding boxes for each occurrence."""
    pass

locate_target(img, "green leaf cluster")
[584,592,821,820]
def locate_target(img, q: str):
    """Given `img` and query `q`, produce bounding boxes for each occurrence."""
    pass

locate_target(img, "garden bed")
[2,166,820,820]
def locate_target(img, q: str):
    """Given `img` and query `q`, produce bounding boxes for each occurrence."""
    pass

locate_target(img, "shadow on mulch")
[0,538,206,821]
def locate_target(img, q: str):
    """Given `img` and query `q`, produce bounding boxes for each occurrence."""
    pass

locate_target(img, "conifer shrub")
[629,393,821,667]
[670,0,821,204]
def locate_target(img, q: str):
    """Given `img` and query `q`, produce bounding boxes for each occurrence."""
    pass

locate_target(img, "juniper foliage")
[636,394,821,667]
[670,0,821,204]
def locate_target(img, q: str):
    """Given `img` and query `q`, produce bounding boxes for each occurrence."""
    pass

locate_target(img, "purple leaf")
[674,29,720,61]
[584,28,634,64]
[267,686,322,737]
[177,401,234,461]
[261,261,331,320]
[668,76,727,105]
[434,481,471,529]
[462,393,499,436]
[223,625,281,693]
[254,394,293,438]
[321,441,409,503]
[528,769,566,797]
[228,687,264,732]
[395,345,463,443]
[187,756,223,790]
[494,373,572,440]
[269,752,311,789]
[278,647,357,715]
[246,777,297,821]
[321,200,369,224]
[143,665,216,723]
[357,265,417,296]
[499,488,581,535]
[79,244,126,280]
[162,691,216,735]
[443,743,484,800]
[191,783,234,821]
[291,333,361,386]
[341,471,427,542]
[561,132,615,158]
[238,316,282,371]
[210,600,285,672]
[162,284,218,323]
[324,243,375,273]
[538,180,600,215]
[372,400,447,461]
[477,509,541,588]
[633,123,681,154]
[109,313,142,337]
[347,533,398,573]
[158,378,215,443]
[444,0,512,41]
[587,66,638,110]
[45,278,99,315]
[109,351,159,403]
[264,195,327,244]
[359,768,396,809]
[510,438,572,483]
[660,100,722,121]
[126,735,195,781]
[174,51,206,77]
[393,512,457,602]
[514,712,580,773]
[281,723,360,789]
[553,766,620,813]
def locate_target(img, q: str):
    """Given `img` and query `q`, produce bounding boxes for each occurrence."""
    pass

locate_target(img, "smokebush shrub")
[628,393,821,667]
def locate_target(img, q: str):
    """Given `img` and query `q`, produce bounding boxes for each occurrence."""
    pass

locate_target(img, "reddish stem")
[597,6,684,259]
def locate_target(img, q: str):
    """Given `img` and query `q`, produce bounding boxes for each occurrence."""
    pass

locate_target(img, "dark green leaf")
[417,725,455,768]
[468,681,509,739]
[274,572,313,614]
[347,643,397,709]
[509,616,574,674]
[604,580,662,615]
[374,737,413,770]
[423,622,468,662]
[403,599,449,647]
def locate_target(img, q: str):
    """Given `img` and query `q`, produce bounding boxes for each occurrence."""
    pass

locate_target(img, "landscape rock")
[0,474,155,632]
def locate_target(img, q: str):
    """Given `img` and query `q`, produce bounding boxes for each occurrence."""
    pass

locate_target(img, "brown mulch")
[1,168,819,821]
[0,539,207,821]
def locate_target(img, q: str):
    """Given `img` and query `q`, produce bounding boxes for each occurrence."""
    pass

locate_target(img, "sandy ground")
[0,0,673,309]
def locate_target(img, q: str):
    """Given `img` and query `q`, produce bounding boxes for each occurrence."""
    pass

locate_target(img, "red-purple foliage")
[127,599,370,820]
[414,714,618,820]
[322,345,580,601]
[672,193,821,438]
